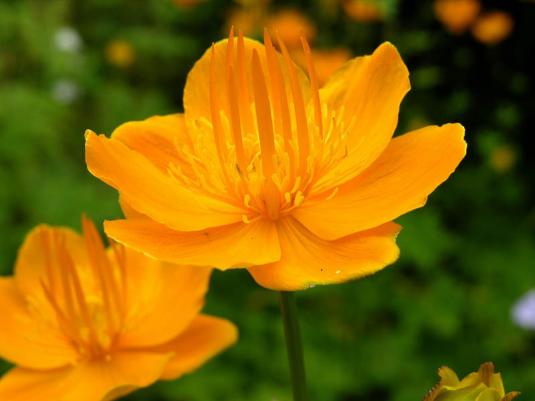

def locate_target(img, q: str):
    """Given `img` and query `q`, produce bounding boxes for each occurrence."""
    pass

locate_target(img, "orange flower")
[0,218,237,401]
[434,0,481,34]
[291,47,352,86]
[472,11,513,45]
[266,9,316,49]
[85,31,466,291]
[105,39,135,68]
[343,0,384,22]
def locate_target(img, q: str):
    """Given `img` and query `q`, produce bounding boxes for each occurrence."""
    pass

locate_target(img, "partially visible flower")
[424,362,520,401]
[512,289,535,329]
[105,39,136,68]
[53,26,83,53]
[343,0,384,22]
[266,9,316,49]
[86,31,466,291]
[52,79,80,104]
[0,218,237,401]
[291,47,352,86]
[490,145,516,173]
[472,11,513,45]
[434,0,481,34]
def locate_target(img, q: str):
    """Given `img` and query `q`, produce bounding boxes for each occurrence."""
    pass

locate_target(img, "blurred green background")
[1,0,534,400]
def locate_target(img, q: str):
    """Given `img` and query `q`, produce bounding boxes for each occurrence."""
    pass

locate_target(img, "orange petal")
[149,315,238,380]
[295,123,466,240]
[105,218,281,269]
[111,113,192,174]
[248,218,400,291]
[314,42,410,192]
[183,36,310,130]
[120,256,211,348]
[85,130,244,231]
[0,277,77,369]
[0,351,171,401]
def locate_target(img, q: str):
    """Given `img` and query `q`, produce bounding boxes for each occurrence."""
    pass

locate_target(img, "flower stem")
[279,291,308,401]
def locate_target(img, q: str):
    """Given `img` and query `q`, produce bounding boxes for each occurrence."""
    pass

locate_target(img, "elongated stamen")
[237,30,254,137]
[251,50,276,178]
[227,63,248,176]
[264,30,295,173]
[300,36,323,139]
[276,33,310,174]
[251,49,280,218]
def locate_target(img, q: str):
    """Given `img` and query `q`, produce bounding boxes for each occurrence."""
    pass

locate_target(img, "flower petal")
[183,36,310,130]
[248,218,400,291]
[85,130,244,231]
[0,277,77,369]
[104,218,281,269]
[111,113,192,174]
[295,123,466,240]
[314,42,411,192]
[120,255,211,348]
[149,315,238,380]
[0,351,171,401]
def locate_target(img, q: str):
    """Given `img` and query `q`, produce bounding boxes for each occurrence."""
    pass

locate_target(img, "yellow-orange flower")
[0,218,237,401]
[85,31,466,291]
[424,362,520,401]
[472,11,513,45]
[434,0,481,34]
[343,0,384,22]
[105,39,135,68]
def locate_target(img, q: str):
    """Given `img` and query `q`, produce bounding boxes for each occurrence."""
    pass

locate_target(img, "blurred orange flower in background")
[0,218,237,401]
[343,0,384,22]
[472,11,513,45]
[291,47,352,86]
[105,39,136,68]
[86,31,466,291]
[265,9,316,49]
[434,0,481,34]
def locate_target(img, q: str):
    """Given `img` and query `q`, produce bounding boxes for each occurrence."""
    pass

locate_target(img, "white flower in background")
[512,289,535,329]
[53,26,82,53]
[51,79,80,104]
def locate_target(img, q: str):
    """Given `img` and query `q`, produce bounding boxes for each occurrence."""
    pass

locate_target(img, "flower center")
[170,30,352,222]
[38,218,127,361]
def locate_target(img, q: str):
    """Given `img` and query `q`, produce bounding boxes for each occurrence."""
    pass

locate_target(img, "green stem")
[279,291,308,401]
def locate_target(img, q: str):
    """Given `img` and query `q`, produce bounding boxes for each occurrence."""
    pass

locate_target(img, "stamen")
[251,50,276,178]
[300,36,323,139]
[237,30,254,136]
[264,30,295,175]
[82,217,118,336]
[276,33,310,175]
[251,49,280,218]
[227,63,248,176]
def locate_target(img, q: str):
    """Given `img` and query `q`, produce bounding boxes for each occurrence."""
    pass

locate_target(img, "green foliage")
[1,0,534,400]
